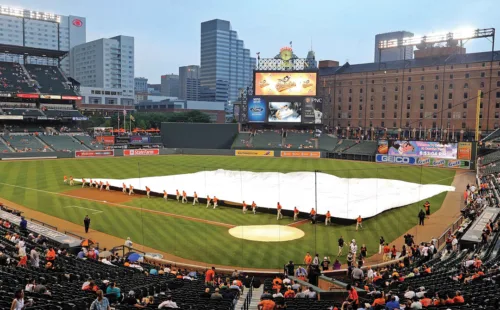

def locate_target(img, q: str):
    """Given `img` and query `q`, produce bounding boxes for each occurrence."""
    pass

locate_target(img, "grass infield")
[0,155,455,269]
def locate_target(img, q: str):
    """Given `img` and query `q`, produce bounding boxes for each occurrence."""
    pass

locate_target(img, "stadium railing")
[241,276,254,310]
[30,218,58,231]
[64,230,85,240]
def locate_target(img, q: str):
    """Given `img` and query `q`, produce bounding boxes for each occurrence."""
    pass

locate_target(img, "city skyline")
[5,0,500,83]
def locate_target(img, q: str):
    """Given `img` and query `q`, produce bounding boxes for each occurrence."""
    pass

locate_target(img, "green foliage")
[93,111,211,130]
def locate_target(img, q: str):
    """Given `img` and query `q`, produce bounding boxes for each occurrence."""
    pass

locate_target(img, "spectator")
[199,288,211,299]
[124,237,133,251]
[19,217,27,231]
[258,298,276,310]
[158,296,178,308]
[90,290,110,310]
[284,286,295,298]
[261,289,272,299]
[304,286,317,299]
[11,289,31,310]
[106,282,121,299]
[210,288,223,300]
[45,247,56,261]
[410,296,423,309]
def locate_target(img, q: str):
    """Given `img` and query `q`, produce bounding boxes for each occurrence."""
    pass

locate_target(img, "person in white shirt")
[452,236,459,251]
[164,266,171,274]
[283,277,291,285]
[272,291,283,298]
[158,296,178,308]
[350,240,358,257]
[304,287,317,299]
[410,297,423,309]
[366,267,374,283]
[415,287,427,298]
[30,249,39,268]
[124,237,133,251]
[404,287,416,299]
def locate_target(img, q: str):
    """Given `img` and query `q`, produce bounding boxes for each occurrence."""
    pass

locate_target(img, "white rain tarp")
[81,169,454,220]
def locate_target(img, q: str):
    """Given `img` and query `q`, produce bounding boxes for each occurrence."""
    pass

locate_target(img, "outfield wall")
[160,123,239,149]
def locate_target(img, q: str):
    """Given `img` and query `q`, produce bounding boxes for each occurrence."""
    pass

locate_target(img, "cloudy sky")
[8,0,499,83]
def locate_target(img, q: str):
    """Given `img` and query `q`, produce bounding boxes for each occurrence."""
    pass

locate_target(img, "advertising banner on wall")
[281,151,321,158]
[235,150,274,157]
[457,142,472,160]
[130,136,151,144]
[375,154,470,169]
[254,72,317,96]
[382,140,458,159]
[75,150,114,158]
[268,101,302,123]
[302,97,323,124]
[96,136,115,145]
[247,97,267,123]
[123,149,159,156]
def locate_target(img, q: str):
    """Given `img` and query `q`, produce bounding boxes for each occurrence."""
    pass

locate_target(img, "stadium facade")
[200,19,255,103]
[0,5,86,75]
[374,31,414,62]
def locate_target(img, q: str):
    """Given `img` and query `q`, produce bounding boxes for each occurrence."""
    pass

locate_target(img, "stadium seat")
[24,64,77,96]
[0,62,37,93]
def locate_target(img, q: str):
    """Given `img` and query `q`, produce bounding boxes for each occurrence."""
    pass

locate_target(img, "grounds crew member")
[84,215,90,233]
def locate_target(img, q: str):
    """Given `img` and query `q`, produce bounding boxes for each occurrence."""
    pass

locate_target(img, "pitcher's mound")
[228,225,305,242]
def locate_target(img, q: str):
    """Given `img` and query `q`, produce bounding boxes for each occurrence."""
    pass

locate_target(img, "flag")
[123,109,127,116]
[130,115,135,122]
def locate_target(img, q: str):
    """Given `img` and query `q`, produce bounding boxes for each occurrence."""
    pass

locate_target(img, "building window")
[348,105,352,110]
[421,76,424,81]
[447,112,452,119]
[360,80,363,84]
[463,103,467,109]
[433,103,438,109]
[420,112,424,118]
[396,78,399,82]
[406,112,410,118]
[434,94,438,100]
[348,97,352,102]
[420,103,424,110]
[360,88,363,93]
[382,95,386,101]
[359,105,363,111]
[433,113,437,119]
[338,97,342,102]
[434,84,438,90]
[370,105,374,110]
[496,112,499,119]
[449,83,453,89]
[383,87,386,92]
[463,112,467,119]
[496,102,500,109]
[449,74,453,79]
[481,72,486,78]
[464,92,468,99]
[464,83,468,89]
[394,112,397,118]
[370,96,374,102]
[349,88,352,93]
[465,73,469,78]
[481,82,485,88]
[382,104,385,110]
[408,77,412,82]
[407,95,411,101]
[371,88,374,92]
[436,75,439,80]
[448,93,453,100]
[408,85,412,91]
[382,112,385,118]
[394,104,398,109]
[371,80,374,84]
[370,112,373,118]
[420,94,424,100]
[407,103,411,109]
[482,62,486,67]
[462,122,466,128]
[394,95,398,100]
[497,92,500,98]
[381,121,385,127]
[420,85,425,91]
[497,81,500,87]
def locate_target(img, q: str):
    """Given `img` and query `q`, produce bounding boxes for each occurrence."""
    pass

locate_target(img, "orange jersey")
[82,179,86,183]
[310,209,316,216]
[252,202,256,208]
[99,181,103,186]
[326,212,331,218]
[64,176,67,180]
[194,192,198,198]
[277,204,282,210]
[123,183,126,189]
[357,216,362,223]
[70,176,73,180]
[294,207,299,214]
[129,185,133,190]
[146,187,150,192]
[164,190,167,196]
[213,197,218,203]
[106,182,109,186]
[182,191,186,197]
[176,190,179,195]
[242,202,247,208]
[207,196,210,201]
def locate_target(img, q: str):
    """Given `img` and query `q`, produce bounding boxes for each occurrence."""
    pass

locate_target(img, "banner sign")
[0,93,12,97]
[235,150,274,157]
[381,140,458,159]
[62,96,82,100]
[16,93,39,99]
[40,94,61,100]
[254,72,317,96]
[281,151,321,158]
[123,149,160,156]
[457,142,472,160]
[72,117,88,121]
[96,136,115,145]
[130,136,151,144]
[375,154,470,169]
[75,150,114,158]
[247,97,267,123]
[0,115,23,120]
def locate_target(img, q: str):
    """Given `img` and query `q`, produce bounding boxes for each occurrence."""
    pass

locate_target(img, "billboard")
[457,142,472,160]
[247,97,267,123]
[375,154,470,169]
[268,101,301,123]
[130,136,151,144]
[281,151,321,158]
[254,72,317,96]
[235,150,274,157]
[96,136,115,145]
[302,97,323,124]
[75,150,114,158]
[40,94,61,100]
[123,149,159,156]
[385,140,458,159]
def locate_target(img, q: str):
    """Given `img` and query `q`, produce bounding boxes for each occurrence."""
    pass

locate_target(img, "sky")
[7,0,499,84]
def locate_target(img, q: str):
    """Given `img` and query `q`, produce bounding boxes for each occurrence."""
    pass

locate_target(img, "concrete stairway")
[34,135,54,151]
[235,285,263,309]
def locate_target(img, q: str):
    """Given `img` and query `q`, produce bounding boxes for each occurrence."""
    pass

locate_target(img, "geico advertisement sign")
[376,154,416,164]
[123,149,160,156]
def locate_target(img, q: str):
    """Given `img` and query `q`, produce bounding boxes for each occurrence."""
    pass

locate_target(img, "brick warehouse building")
[318,50,500,140]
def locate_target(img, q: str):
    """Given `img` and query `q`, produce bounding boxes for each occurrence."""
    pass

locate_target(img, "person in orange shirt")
[452,291,464,304]
[356,215,363,231]
[325,211,331,226]
[163,190,168,201]
[420,294,433,307]
[257,299,275,310]
[89,178,93,188]
[93,180,98,188]
[129,184,134,196]
[122,182,127,194]
[251,201,257,214]
[213,196,218,209]
[383,243,391,262]
[424,201,431,218]
[277,202,283,220]
[99,181,104,191]
[272,276,282,291]
[205,266,215,286]
[182,190,187,203]
[82,178,86,188]
[284,286,295,298]
[146,186,151,198]
[371,291,385,307]
[206,195,211,208]
[304,252,312,265]
[293,206,299,221]
[46,247,56,261]
[192,191,198,205]
[176,190,180,202]
[105,181,110,191]
[69,176,74,186]
[64,175,68,184]
[242,201,247,214]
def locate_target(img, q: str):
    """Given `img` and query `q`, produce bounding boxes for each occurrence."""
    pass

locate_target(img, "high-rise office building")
[71,35,135,97]
[0,5,86,75]
[161,74,179,97]
[179,65,200,100]
[374,31,414,62]
[200,19,255,102]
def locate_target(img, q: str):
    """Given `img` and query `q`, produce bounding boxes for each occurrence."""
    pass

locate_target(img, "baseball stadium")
[0,20,500,310]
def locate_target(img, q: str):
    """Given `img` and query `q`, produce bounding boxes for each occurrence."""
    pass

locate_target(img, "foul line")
[288,219,310,227]
[0,182,234,228]
[64,206,103,214]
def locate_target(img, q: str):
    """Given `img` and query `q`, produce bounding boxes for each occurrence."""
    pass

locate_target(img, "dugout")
[161,122,238,149]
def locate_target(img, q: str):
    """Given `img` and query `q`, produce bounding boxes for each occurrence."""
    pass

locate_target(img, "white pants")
[176,195,180,202]
[164,195,168,201]
[123,188,127,193]
[294,213,298,221]
[356,222,362,230]
[325,217,331,225]
[129,189,134,196]
[89,182,93,188]
[182,196,187,203]
[147,192,150,198]
[106,185,110,191]
[100,185,103,191]
[213,202,218,209]
[252,207,256,214]
[70,180,74,186]
[193,197,198,205]
[243,207,247,214]
[82,182,86,188]
[206,200,211,208]
[379,244,383,254]
[277,210,283,220]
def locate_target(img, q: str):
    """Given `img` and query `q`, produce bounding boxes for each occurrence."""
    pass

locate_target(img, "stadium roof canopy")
[0,44,67,58]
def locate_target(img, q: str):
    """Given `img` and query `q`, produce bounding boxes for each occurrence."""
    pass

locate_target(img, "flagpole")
[118,113,120,133]
[129,114,132,134]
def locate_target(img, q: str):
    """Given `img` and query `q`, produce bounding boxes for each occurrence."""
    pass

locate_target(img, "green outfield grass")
[0,156,456,269]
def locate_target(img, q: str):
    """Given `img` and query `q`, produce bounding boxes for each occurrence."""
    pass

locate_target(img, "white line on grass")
[0,182,233,228]
[64,206,103,214]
